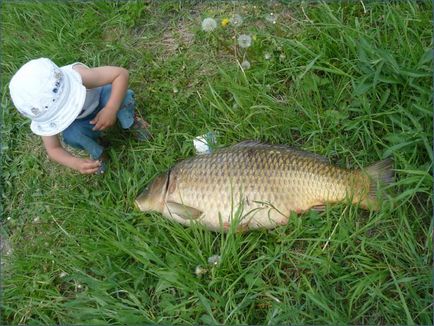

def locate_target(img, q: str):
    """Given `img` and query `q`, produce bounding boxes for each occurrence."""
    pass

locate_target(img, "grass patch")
[1,1,432,324]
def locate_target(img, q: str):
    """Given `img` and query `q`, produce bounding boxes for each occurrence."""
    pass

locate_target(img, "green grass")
[1,1,432,324]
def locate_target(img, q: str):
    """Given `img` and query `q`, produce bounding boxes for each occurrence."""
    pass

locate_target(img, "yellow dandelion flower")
[221,18,230,27]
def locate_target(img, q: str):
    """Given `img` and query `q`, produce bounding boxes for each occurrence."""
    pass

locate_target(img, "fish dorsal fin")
[286,148,330,164]
[231,140,330,164]
[166,201,203,220]
[230,140,262,148]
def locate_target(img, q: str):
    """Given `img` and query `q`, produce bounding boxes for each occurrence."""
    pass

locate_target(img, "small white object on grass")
[230,14,243,26]
[241,60,251,70]
[193,132,216,155]
[208,254,221,266]
[202,18,217,32]
[194,265,208,276]
[265,13,278,24]
[238,34,252,48]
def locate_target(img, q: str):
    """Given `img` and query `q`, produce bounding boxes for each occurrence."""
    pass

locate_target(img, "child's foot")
[130,113,152,141]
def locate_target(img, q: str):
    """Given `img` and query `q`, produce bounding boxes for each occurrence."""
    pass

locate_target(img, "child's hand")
[76,158,102,174]
[90,106,117,131]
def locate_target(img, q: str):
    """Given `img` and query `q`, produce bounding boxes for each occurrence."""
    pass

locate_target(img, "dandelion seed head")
[230,14,243,26]
[264,52,272,60]
[238,34,252,48]
[208,255,221,266]
[265,13,278,24]
[241,60,251,70]
[202,17,217,32]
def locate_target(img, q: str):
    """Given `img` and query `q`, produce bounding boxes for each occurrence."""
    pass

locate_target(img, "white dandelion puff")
[264,52,272,60]
[238,34,252,48]
[208,255,221,266]
[241,60,251,70]
[230,14,243,26]
[201,18,217,32]
[265,13,278,24]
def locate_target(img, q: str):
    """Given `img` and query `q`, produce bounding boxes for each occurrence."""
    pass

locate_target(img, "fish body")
[135,141,393,231]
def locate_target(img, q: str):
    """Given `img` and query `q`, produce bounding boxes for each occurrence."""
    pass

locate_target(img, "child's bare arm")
[42,135,101,174]
[74,65,129,131]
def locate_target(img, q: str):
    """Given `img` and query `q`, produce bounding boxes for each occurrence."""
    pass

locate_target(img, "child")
[9,58,151,174]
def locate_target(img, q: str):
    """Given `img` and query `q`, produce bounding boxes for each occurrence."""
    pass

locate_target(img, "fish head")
[135,171,169,213]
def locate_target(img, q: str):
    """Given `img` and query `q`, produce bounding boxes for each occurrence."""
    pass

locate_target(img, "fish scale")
[135,141,394,232]
[173,147,348,228]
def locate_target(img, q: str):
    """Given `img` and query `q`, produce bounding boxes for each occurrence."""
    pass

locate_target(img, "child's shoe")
[130,113,152,141]
[96,160,107,174]
[92,152,108,175]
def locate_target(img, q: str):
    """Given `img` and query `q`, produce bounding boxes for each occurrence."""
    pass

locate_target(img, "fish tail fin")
[360,158,394,210]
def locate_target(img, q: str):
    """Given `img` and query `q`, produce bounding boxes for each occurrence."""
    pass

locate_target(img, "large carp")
[135,141,393,231]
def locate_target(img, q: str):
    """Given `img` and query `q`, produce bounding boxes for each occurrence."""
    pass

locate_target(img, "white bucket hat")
[9,58,86,136]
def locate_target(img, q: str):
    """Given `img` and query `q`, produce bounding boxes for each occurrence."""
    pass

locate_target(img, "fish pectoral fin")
[166,201,203,220]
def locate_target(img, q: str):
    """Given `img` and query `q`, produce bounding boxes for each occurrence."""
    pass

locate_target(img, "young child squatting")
[9,58,151,174]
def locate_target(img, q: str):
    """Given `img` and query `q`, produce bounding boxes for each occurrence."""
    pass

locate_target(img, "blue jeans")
[63,84,135,160]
